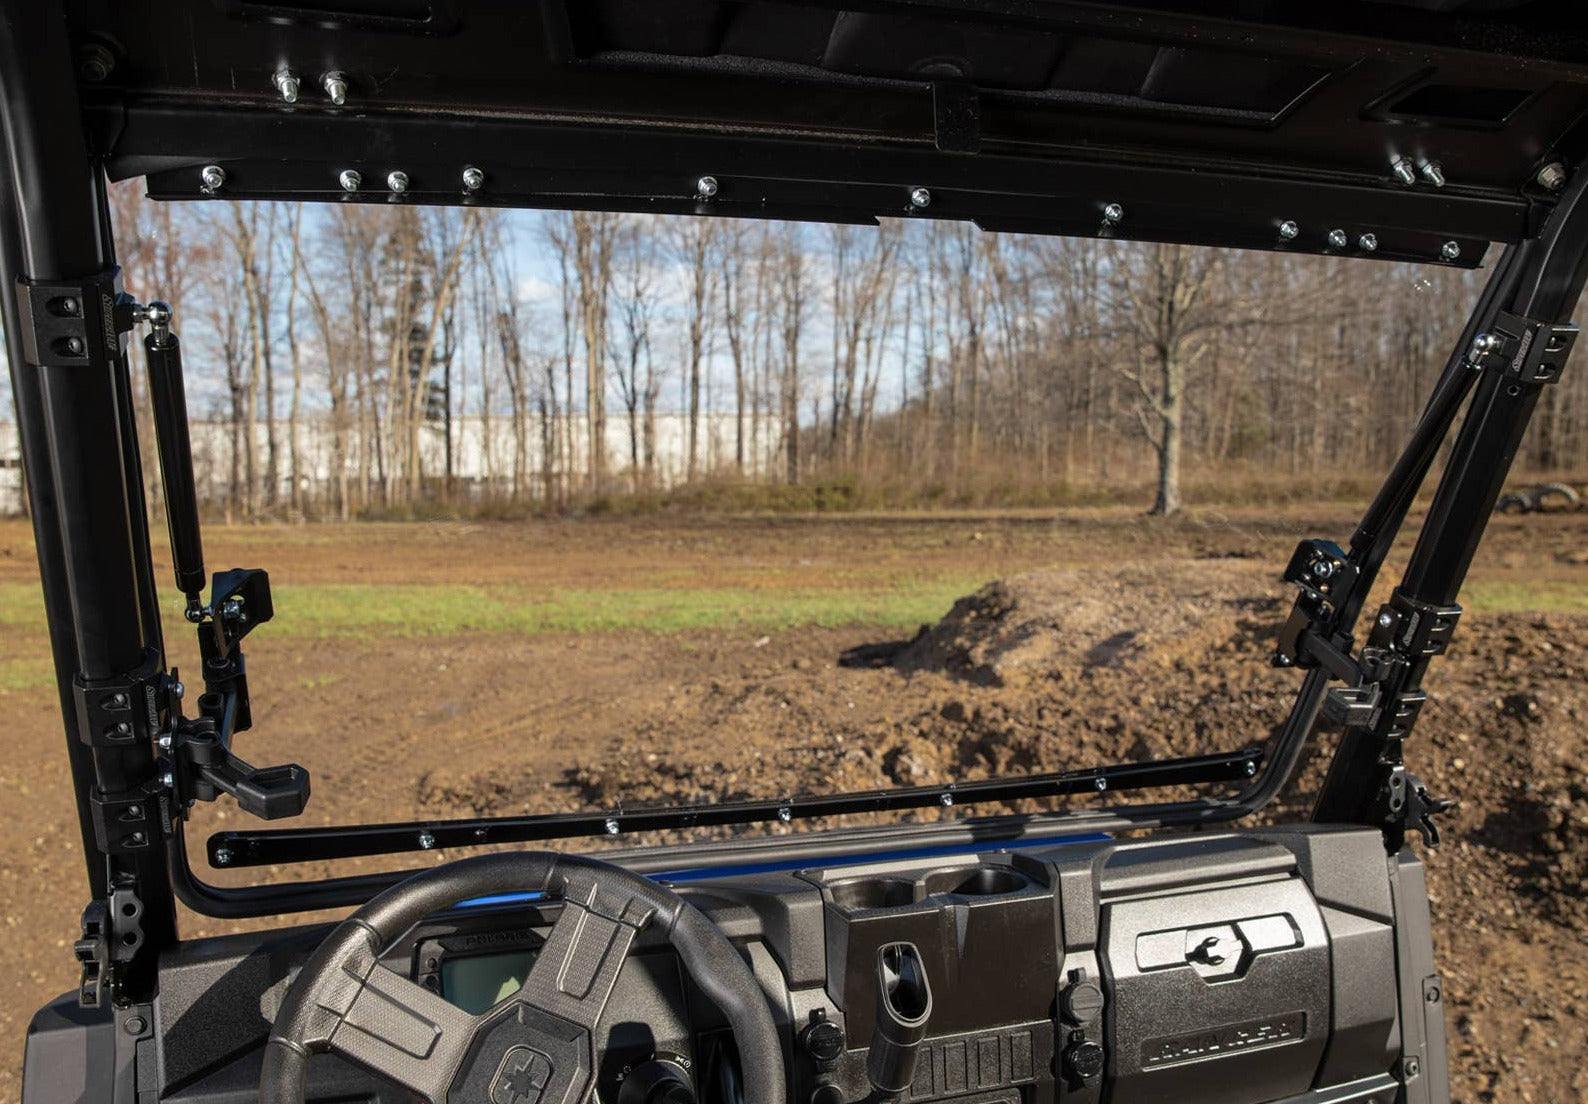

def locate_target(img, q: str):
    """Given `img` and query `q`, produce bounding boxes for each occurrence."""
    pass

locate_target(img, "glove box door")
[1100,861,1331,1104]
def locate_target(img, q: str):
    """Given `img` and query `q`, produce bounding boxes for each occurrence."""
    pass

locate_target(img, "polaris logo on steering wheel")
[490,1045,552,1104]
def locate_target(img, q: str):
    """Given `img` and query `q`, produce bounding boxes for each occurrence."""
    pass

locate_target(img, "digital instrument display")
[440,949,538,1014]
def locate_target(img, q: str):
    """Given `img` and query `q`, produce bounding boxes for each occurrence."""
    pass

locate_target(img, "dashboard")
[22,825,1447,1104]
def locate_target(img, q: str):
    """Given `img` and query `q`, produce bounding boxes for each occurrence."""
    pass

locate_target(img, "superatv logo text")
[1141,1012,1305,1068]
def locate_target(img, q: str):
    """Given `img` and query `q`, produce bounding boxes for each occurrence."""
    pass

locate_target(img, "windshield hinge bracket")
[1373,766,1455,850]
[73,883,144,1008]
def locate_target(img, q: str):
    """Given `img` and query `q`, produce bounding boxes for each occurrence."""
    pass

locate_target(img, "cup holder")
[828,876,918,912]
[921,865,1029,898]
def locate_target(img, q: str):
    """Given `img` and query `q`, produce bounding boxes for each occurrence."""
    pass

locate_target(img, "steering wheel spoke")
[330,960,478,1103]
[517,871,657,1030]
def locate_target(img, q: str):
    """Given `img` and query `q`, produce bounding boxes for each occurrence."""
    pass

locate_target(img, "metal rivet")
[1537,162,1568,191]
[696,175,719,199]
[272,68,300,105]
[213,847,231,866]
[1441,241,1461,262]
[200,164,226,193]
[462,166,485,193]
[1327,228,1348,250]
[1094,777,1108,792]
[777,805,792,822]
[1278,220,1299,241]
[418,830,436,849]
[1420,161,1446,188]
[1390,156,1418,187]
[1358,232,1378,252]
[387,170,409,194]
[1102,202,1124,225]
[604,818,621,835]
[321,71,347,106]
[339,169,362,193]
[909,186,932,209]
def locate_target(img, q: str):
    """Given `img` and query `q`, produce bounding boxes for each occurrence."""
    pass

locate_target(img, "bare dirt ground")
[0,508,1584,1102]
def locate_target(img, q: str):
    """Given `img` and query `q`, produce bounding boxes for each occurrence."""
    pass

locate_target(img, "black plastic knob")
[1065,1040,1105,1082]
[1061,980,1104,1025]
[617,1059,696,1104]
[810,1081,845,1104]
[803,1018,845,1065]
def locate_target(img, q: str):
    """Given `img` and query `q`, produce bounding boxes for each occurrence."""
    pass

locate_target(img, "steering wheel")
[261,852,786,1104]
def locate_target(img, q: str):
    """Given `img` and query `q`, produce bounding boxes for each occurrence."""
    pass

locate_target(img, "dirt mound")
[894,565,1283,686]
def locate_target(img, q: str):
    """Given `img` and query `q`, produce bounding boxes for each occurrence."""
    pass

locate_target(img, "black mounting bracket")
[161,568,309,822]
[1467,310,1579,385]
[1370,766,1455,849]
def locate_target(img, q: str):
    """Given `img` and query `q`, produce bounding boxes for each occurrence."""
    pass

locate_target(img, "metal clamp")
[1467,311,1579,385]
[12,269,136,367]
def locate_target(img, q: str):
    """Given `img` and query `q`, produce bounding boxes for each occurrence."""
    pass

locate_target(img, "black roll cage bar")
[5,0,1588,1007]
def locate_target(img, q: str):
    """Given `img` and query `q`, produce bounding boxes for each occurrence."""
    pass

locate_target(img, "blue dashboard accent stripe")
[453,832,1111,909]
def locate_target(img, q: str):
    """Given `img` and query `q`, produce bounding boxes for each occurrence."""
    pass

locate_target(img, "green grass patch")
[0,576,977,645]
[1461,579,1588,614]
[268,582,973,639]
[0,656,55,693]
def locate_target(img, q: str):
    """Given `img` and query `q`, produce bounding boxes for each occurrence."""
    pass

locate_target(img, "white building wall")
[0,413,785,514]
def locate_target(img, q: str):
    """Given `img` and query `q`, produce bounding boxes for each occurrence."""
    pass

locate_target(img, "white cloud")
[516,276,555,303]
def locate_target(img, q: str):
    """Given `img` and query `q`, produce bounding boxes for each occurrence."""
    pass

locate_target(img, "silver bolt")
[1102,202,1124,225]
[909,186,932,209]
[160,771,174,788]
[1420,160,1446,188]
[1278,220,1300,241]
[418,830,436,849]
[696,175,719,199]
[171,680,184,700]
[1378,612,1395,629]
[1426,985,1441,1003]
[60,297,79,315]
[462,166,485,193]
[321,71,348,106]
[272,68,300,105]
[604,818,620,835]
[1358,232,1379,252]
[1312,558,1336,580]
[1327,228,1349,250]
[1094,777,1108,792]
[157,734,171,750]
[110,693,128,708]
[777,805,792,823]
[1244,760,1258,777]
[386,170,409,194]
[1470,332,1503,362]
[213,847,232,866]
[1537,162,1568,191]
[1390,156,1418,186]
[940,791,954,807]
[65,337,85,355]
[200,164,226,193]
[1403,1057,1420,1079]
[1441,240,1461,262]
[339,169,362,193]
